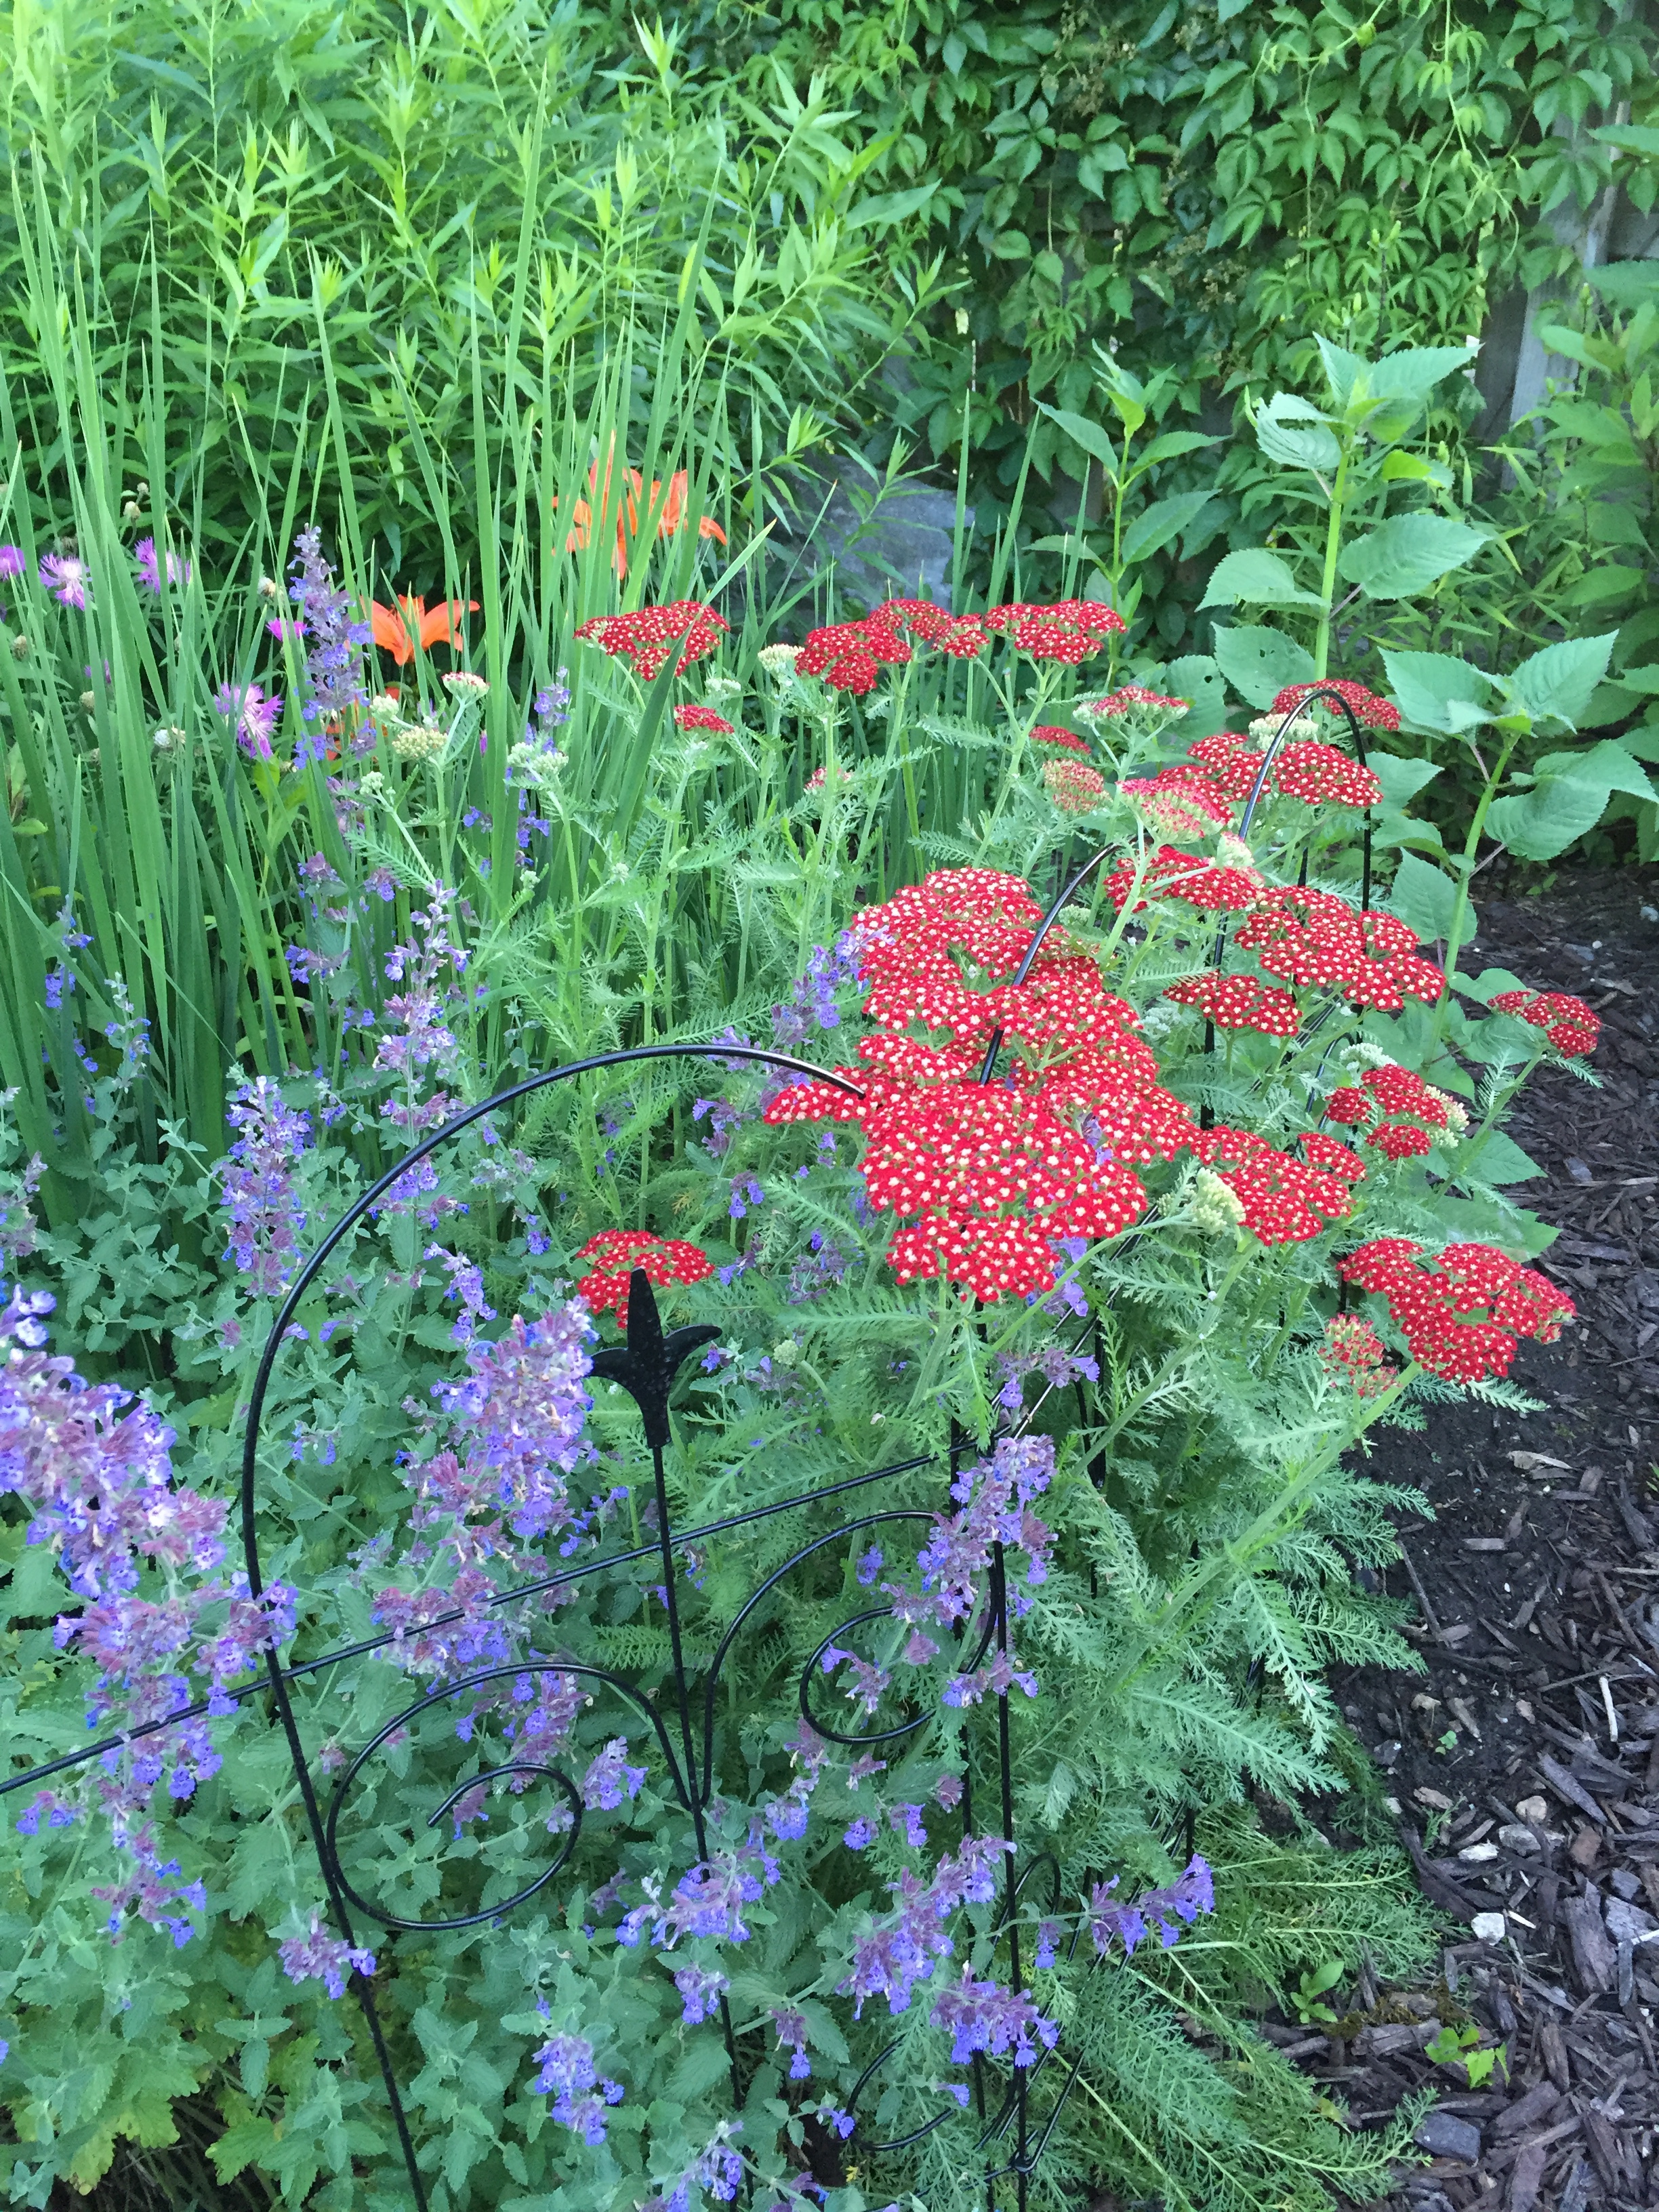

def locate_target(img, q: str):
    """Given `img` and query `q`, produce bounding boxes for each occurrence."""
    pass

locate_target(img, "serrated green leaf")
[1200,547,1323,610]
[1338,514,1487,600]
[1379,648,1493,734]
[1504,634,1617,731]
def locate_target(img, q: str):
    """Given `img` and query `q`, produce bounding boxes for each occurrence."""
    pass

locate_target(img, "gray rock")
[1414,2110,1483,2163]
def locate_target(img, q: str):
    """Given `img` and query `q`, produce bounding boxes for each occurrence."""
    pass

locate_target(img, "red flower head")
[574,1230,715,1323]
[1189,1126,1357,1245]
[573,600,729,680]
[1030,724,1090,754]
[865,1083,1148,1301]
[1106,844,1265,914]
[1488,989,1600,1058]
[1319,1314,1398,1397]
[674,702,735,733]
[1233,888,1442,1010]
[1163,970,1302,1038]
[1120,766,1236,842]
[796,617,913,695]
[983,600,1126,663]
[869,598,986,657]
[1044,759,1108,815]
[762,863,1199,1300]
[1271,680,1400,732]
[1185,732,1269,802]
[1300,1130,1367,1185]
[1338,1238,1574,1382]
[1366,1120,1433,1160]
[1271,741,1383,808]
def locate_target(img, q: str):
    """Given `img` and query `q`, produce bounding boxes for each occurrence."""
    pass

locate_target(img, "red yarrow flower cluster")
[1164,970,1301,1038]
[1488,989,1600,1058]
[1189,1126,1357,1245]
[1106,844,1265,914]
[1030,724,1090,754]
[1319,1315,1398,1398]
[797,598,985,695]
[573,600,729,680]
[1044,759,1108,815]
[983,600,1126,664]
[1338,1238,1574,1383]
[1185,732,1269,802]
[763,866,1198,1299]
[1271,680,1400,732]
[674,703,735,734]
[1233,888,1443,1010]
[1271,741,1382,808]
[573,1231,715,1323]
[1119,767,1236,842]
[1326,1063,1454,1160]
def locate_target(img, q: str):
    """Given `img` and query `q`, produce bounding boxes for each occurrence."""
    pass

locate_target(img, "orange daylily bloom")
[369,594,480,668]
[557,461,726,580]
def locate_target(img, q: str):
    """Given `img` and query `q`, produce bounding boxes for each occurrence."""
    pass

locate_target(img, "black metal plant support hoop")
[1,1015,1118,2212]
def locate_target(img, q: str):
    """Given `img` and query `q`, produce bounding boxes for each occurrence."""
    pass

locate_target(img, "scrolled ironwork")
[1,1034,1104,2212]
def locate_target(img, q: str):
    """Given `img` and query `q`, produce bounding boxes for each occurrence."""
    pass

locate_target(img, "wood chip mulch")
[1272,865,1659,2211]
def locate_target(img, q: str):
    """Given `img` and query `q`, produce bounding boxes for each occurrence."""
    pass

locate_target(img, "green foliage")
[716,0,1650,469]
[0,0,937,571]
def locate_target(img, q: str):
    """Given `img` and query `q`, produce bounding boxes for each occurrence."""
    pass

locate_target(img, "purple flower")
[838,1866,956,2017]
[692,1096,744,1160]
[994,1345,1099,1411]
[529,2032,625,2145]
[842,1818,875,1851]
[134,538,190,594]
[672,1961,730,2025]
[39,553,89,609]
[770,2005,811,2078]
[288,527,368,739]
[728,1174,764,1221]
[582,1738,647,1811]
[1140,1853,1215,1944]
[279,1912,376,1999]
[0,546,24,579]
[1090,1854,1214,1959]
[218,1079,312,1294]
[771,937,858,1047]
[855,1545,883,1586]
[889,1803,927,1849]
[214,682,283,760]
[929,1969,1057,2067]
[375,888,466,1078]
[934,1772,963,1810]
[429,1301,595,1544]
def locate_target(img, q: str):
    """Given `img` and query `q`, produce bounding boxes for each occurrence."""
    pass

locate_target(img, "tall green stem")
[1432,727,1521,1038]
[1313,442,1351,681]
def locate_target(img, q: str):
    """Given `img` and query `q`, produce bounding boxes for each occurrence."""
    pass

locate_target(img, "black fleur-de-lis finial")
[588,1267,720,1448]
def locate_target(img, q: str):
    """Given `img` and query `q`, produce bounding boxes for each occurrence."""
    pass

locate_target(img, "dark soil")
[1287,866,1659,2211]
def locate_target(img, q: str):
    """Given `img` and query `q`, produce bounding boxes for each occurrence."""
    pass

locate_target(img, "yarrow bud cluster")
[1043,758,1108,815]
[1318,1315,1399,1398]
